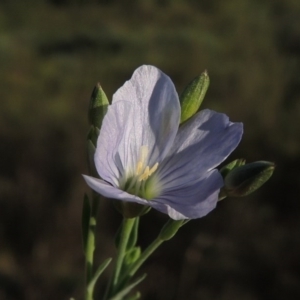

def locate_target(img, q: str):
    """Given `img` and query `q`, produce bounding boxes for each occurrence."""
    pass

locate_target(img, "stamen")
[122,145,160,199]
[139,166,150,181]
[136,146,148,174]
[148,163,159,176]
[136,161,143,175]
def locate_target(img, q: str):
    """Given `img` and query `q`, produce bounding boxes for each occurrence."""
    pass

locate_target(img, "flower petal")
[150,169,222,220]
[94,100,132,186]
[158,109,243,191]
[111,65,180,169]
[83,175,149,206]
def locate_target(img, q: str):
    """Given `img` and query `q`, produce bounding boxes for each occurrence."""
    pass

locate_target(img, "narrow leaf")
[109,274,147,300]
[87,258,112,293]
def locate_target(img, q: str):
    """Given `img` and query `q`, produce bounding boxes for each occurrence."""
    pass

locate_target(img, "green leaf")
[125,292,141,300]
[109,274,147,300]
[180,71,210,124]
[87,258,112,294]
[82,194,91,254]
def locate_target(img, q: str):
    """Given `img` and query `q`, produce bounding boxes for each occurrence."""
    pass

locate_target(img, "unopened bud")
[159,219,185,241]
[88,83,109,129]
[220,158,246,178]
[180,71,210,124]
[224,161,275,197]
[124,247,141,265]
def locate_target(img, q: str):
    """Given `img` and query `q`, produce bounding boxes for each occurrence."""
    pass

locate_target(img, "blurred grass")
[0,0,300,299]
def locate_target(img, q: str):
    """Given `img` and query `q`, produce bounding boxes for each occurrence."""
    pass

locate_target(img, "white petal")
[94,101,132,185]
[112,65,180,169]
[83,175,149,206]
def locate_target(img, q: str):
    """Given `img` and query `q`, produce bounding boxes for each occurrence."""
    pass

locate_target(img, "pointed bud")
[158,219,185,241]
[180,71,210,124]
[124,247,141,265]
[88,83,109,129]
[223,161,275,197]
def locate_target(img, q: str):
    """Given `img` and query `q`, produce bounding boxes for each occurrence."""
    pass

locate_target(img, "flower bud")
[223,161,275,197]
[124,247,141,265]
[180,71,209,124]
[220,158,246,178]
[88,83,109,129]
[87,126,100,147]
[158,219,185,241]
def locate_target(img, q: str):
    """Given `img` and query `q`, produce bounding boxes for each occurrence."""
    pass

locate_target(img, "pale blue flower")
[83,65,243,220]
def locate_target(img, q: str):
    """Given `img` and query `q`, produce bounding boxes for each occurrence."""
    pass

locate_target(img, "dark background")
[0,0,300,299]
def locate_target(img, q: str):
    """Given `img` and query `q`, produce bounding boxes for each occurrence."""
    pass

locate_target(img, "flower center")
[120,146,161,200]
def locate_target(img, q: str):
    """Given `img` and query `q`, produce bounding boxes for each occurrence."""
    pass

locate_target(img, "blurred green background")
[1,0,300,299]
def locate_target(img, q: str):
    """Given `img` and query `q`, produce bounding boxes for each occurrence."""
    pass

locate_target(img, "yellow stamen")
[149,163,159,176]
[134,146,159,183]
[136,161,143,175]
[136,146,148,175]
[139,166,150,181]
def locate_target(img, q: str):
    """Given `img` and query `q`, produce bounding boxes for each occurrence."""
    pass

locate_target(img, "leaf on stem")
[108,274,147,300]
[87,258,112,294]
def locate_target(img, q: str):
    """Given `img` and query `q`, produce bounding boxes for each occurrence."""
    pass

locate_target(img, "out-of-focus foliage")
[0,0,300,299]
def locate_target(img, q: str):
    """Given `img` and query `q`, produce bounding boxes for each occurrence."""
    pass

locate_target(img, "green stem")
[108,217,136,298]
[117,236,164,290]
[84,194,100,300]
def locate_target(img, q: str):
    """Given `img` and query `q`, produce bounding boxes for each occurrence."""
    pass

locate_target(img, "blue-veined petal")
[95,101,132,186]
[111,65,180,168]
[151,169,222,220]
[158,109,243,191]
[83,175,149,206]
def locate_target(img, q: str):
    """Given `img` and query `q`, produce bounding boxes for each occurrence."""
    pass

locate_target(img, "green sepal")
[113,201,151,219]
[126,217,139,250]
[87,139,98,177]
[87,258,112,296]
[82,194,91,254]
[224,161,275,197]
[109,274,147,300]
[88,83,109,128]
[180,71,210,124]
[158,219,185,241]
[124,247,141,265]
[87,126,100,146]
[220,158,246,178]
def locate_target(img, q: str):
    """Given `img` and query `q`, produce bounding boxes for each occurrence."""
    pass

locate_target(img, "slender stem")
[117,236,164,290]
[84,194,100,300]
[108,217,136,298]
